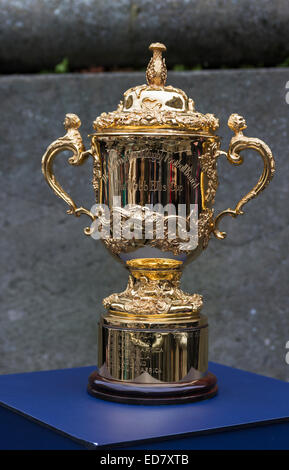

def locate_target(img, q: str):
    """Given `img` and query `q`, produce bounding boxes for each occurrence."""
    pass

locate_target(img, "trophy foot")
[90,257,216,405]
[87,371,217,405]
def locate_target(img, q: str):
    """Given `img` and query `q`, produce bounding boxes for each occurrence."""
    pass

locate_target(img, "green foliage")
[54,57,69,73]
[173,64,203,71]
[39,57,69,74]
[173,64,186,71]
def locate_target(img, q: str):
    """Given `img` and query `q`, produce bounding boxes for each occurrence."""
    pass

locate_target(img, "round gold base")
[87,370,217,405]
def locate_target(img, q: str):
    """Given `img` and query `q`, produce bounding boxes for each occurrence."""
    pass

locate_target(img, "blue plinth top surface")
[0,362,288,449]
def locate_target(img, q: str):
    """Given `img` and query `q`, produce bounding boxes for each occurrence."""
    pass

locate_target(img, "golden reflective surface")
[98,313,208,383]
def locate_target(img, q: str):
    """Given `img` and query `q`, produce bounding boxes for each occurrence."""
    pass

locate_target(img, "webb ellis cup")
[42,43,275,404]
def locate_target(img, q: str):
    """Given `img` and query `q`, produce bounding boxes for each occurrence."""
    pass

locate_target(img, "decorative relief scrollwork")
[198,140,220,205]
[198,209,214,249]
[100,205,214,255]
[146,42,167,87]
[103,271,203,315]
[94,107,219,134]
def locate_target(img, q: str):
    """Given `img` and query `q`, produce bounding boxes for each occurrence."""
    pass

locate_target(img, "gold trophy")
[42,43,275,404]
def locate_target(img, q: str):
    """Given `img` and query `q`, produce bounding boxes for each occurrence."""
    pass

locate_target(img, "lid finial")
[146,42,167,87]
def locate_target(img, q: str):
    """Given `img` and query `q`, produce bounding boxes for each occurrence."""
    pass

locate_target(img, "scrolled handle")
[41,113,96,235]
[213,114,275,239]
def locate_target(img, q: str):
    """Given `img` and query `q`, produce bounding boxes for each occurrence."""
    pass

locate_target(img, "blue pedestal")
[0,362,289,450]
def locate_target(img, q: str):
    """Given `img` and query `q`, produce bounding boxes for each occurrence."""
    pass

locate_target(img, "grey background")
[1,0,289,72]
[0,69,288,380]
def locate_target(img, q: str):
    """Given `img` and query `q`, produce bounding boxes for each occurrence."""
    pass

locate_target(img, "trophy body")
[94,134,219,263]
[42,43,275,404]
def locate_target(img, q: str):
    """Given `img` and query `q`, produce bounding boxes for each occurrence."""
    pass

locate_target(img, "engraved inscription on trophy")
[119,180,183,193]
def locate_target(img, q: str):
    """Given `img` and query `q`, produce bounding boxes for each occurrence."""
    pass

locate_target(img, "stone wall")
[1,0,289,72]
[0,69,288,379]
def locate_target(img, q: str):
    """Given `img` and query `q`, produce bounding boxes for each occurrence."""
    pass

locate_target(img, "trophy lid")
[93,43,219,135]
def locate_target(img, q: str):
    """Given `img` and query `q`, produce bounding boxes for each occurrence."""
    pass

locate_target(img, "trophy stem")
[88,258,217,404]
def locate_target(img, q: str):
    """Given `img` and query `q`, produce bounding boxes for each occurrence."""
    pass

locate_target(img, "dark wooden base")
[87,370,218,405]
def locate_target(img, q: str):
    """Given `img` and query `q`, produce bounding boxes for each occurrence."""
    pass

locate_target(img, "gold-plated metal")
[146,42,167,87]
[213,114,276,239]
[98,311,208,383]
[92,134,218,259]
[98,258,209,388]
[41,113,97,235]
[103,258,203,315]
[93,43,219,134]
[41,42,275,404]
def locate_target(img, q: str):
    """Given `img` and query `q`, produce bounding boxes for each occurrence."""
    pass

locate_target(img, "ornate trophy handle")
[213,114,275,239]
[41,113,96,235]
